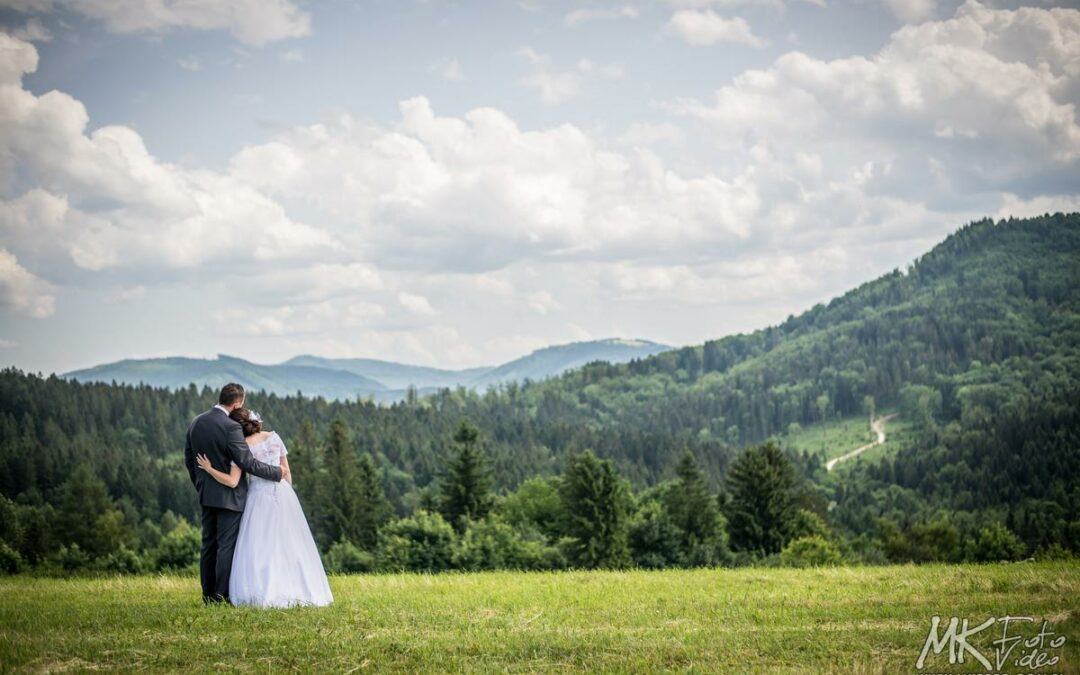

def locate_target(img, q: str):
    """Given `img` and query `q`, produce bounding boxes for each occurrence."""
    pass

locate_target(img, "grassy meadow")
[2,562,1078,673]
[782,411,917,468]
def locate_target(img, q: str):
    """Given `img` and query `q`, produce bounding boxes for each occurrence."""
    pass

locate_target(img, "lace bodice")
[248,431,288,470]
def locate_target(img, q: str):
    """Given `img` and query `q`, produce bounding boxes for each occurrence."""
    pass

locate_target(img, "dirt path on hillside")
[825,413,899,472]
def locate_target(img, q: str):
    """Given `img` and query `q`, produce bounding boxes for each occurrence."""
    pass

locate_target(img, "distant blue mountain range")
[64,338,673,402]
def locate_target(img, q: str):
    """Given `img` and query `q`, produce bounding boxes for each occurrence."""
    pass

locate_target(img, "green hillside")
[2,213,1078,574]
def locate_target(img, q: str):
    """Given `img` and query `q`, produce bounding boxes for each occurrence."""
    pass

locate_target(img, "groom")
[184,383,290,603]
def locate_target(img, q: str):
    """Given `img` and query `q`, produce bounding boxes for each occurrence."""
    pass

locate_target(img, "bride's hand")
[195,453,213,472]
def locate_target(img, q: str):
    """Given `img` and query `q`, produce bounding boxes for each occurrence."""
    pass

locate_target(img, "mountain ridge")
[63,337,674,401]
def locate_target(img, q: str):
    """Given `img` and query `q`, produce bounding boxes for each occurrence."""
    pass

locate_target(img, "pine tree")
[724,441,797,555]
[288,419,325,543]
[289,419,322,503]
[439,417,493,532]
[354,453,391,549]
[665,449,727,565]
[559,450,631,568]
[317,419,365,550]
[58,463,129,558]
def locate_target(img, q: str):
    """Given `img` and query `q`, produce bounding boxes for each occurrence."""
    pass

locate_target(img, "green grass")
[781,411,916,468]
[782,414,875,459]
[842,416,919,467]
[2,563,1078,673]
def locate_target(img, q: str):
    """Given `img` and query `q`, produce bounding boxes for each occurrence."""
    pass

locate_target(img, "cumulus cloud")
[230,96,758,273]
[618,122,686,146]
[0,34,334,277]
[665,10,768,47]
[398,291,436,316]
[0,0,311,45]
[3,2,1078,370]
[0,248,54,318]
[666,0,1080,197]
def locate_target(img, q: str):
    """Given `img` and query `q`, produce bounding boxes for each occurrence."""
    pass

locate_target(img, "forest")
[1,212,1077,574]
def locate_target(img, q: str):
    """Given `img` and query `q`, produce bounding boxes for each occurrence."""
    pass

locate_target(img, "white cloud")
[0,0,311,45]
[0,339,17,348]
[526,290,561,315]
[0,35,335,276]
[111,286,147,302]
[667,0,824,8]
[603,255,829,304]
[994,193,1080,221]
[665,10,768,48]
[576,58,625,79]
[564,6,639,27]
[517,48,624,103]
[244,263,385,306]
[668,0,783,8]
[281,48,304,63]
[398,291,436,316]
[230,96,759,273]
[215,299,386,337]
[3,2,1078,372]
[521,67,580,103]
[666,0,1080,193]
[0,248,54,318]
[429,57,466,81]
[618,122,686,146]
[286,322,494,367]
[884,0,937,24]
[564,322,593,342]
[177,57,200,71]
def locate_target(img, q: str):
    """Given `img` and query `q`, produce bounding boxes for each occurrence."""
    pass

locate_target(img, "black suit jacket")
[184,407,282,512]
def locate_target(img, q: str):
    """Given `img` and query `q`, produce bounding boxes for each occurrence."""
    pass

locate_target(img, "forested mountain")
[64,338,673,402]
[467,338,672,389]
[65,354,389,400]
[2,213,1078,573]
[284,355,491,391]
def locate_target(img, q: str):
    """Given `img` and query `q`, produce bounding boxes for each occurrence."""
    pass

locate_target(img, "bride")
[195,408,333,608]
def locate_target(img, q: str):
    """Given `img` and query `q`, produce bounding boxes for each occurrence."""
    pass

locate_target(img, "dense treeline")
[0,213,1078,573]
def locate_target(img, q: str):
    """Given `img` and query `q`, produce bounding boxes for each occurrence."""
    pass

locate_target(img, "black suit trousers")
[199,505,243,603]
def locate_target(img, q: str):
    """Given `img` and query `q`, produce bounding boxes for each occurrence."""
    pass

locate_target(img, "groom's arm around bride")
[184,383,286,603]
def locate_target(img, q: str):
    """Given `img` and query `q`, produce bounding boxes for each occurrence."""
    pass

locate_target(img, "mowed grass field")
[2,562,1078,673]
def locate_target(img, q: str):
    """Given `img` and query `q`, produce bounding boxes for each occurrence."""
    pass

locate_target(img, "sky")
[0,0,1078,375]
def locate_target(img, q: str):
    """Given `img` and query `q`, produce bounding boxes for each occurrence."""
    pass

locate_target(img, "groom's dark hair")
[219,383,245,406]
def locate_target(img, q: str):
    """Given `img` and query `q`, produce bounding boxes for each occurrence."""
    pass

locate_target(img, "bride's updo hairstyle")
[230,407,263,437]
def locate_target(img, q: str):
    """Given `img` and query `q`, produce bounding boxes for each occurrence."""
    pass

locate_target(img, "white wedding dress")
[229,431,333,608]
